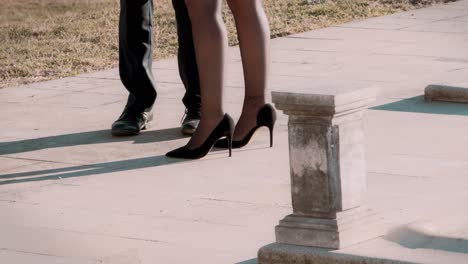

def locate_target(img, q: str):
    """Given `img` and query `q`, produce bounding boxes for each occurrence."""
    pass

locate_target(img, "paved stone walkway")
[1,1,468,263]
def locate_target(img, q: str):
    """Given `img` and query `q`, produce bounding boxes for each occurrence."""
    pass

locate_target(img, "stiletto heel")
[166,114,235,159]
[215,104,277,149]
[268,124,274,148]
[228,135,232,157]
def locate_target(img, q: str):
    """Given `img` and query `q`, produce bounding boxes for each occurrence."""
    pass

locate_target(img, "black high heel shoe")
[166,114,235,159]
[215,104,276,149]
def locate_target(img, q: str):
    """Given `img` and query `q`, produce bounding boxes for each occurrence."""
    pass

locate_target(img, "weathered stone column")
[260,86,381,258]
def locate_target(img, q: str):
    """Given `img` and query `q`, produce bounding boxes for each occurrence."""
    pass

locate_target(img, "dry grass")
[0,0,448,88]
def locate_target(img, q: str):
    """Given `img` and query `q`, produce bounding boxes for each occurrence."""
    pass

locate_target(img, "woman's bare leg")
[184,0,227,148]
[227,0,270,141]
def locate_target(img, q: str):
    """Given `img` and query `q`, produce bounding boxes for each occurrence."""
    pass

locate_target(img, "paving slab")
[0,249,98,264]
[1,1,468,263]
[404,20,468,34]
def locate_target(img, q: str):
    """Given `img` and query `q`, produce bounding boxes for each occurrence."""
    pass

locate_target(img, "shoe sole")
[111,111,153,137]
[111,130,140,137]
[181,127,195,136]
[111,125,147,137]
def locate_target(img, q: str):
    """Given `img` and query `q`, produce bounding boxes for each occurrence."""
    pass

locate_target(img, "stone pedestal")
[261,85,381,256]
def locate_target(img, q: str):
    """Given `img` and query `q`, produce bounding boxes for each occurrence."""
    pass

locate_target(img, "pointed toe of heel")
[165,114,235,160]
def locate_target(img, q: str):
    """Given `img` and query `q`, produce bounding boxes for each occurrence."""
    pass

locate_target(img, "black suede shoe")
[180,109,200,136]
[111,107,153,137]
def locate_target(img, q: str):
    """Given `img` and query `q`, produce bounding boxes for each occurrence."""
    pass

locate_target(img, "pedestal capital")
[272,84,377,122]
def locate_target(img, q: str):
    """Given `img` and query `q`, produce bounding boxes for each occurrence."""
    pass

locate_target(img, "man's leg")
[112,0,157,136]
[172,0,201,135]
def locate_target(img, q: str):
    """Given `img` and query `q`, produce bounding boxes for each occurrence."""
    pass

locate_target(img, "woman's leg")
[185,0,227,148]
[227,0,270,141]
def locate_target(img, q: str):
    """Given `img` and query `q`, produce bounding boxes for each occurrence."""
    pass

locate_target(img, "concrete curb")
[424,85,468,103]
[258,243,416,264]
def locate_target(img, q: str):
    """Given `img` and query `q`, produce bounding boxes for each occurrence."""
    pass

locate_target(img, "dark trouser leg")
[119,0,157,113]
[172,0,201,115]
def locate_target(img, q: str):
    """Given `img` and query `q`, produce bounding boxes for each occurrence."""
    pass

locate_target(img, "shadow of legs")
[0,127,187,156]
[0,155,181,185]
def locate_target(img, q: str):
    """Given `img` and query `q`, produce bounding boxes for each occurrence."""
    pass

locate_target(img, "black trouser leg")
[172,0,201,115]
[119,0,157,113]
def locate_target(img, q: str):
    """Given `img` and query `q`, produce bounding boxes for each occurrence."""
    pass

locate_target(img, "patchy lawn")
[0,0,449,88]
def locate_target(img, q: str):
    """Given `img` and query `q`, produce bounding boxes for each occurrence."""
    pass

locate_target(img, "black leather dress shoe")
[180,109,200,136]
[111,108,153,136]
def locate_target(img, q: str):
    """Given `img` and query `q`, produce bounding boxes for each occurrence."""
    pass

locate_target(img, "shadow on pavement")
[0,127,186,156]
[236,258,258,264]
[370,95,468,116]
[385,226,468,254]
[0,155,181,186]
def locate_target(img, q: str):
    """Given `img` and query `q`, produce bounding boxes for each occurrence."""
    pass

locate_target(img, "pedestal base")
[257,243,413,264]
[275,207,386,249]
